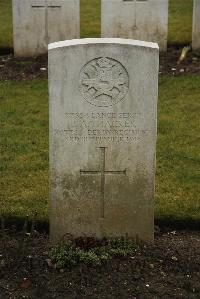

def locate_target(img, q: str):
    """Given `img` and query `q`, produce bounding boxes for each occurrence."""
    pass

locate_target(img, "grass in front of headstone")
[0,0,13,51]
[0,76,199,225]
[168,0,193,46]
[0,80,49,220]
[156,75,200,223]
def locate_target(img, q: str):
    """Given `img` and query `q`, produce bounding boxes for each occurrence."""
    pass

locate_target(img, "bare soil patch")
[0,229,199,299]
[0,47,200,81]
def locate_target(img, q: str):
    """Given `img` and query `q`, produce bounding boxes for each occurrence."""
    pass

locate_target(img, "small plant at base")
[49,237,138,268]
[78,250,102,266]
[50,242,79,268]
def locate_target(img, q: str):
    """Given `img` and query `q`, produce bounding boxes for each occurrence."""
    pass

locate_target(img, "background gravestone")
[12,0,80,57]
[192,0,200,50]
[101,0,168,51]
[49,38,159,242]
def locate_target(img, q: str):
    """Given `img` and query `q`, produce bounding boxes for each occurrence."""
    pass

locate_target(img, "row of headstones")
[12,2,197,243]
[13,0,200,57]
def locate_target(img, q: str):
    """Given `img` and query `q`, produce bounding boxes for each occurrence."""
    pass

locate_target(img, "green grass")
[0,80,49,219]
[156,75,200,222]
[0,77,199,222]
[0,0,194,49]
[169,0,193,45]
[0,0,199,225]
[0,0,12,50]
[80,0,101,38]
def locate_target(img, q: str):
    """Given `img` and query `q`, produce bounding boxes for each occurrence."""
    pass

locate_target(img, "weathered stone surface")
[101,0,168,51]
[192,0,200,50]
[12,0,80,57]
[49,38,159,242]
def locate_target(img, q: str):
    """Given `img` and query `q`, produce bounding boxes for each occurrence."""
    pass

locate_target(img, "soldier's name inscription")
[54,111,152,143]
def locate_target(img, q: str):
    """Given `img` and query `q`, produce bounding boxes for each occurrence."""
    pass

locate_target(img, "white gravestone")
[12,0,80,57]
[101,0,168,51]
[192,0,200,50]
[49,38,159,242]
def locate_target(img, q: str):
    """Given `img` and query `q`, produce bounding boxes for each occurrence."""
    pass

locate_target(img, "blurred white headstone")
[12,0,80,57]
[192,0,200,50]
[101,0,168,51]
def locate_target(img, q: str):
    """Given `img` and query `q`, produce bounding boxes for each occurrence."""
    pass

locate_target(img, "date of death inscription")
[53,112,152,143]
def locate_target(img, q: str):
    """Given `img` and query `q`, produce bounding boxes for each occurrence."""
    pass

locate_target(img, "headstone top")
[48,38,159,51]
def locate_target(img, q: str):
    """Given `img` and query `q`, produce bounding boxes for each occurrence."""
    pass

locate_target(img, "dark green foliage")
[49,238,137,268]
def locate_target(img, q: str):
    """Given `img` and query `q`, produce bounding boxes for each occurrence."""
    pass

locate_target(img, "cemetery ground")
[0,230,199,298]
[0,0,199,298]
[0,63,199,298]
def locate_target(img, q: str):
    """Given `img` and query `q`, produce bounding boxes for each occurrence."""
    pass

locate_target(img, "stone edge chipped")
[48,38,159,51]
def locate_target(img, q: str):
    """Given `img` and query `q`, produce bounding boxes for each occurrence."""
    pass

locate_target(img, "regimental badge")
[79,57,129,107]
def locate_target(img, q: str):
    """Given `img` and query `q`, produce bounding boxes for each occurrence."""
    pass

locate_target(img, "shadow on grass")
[2,215,49,234]
[155,218,200,231]
[167,43,192,50]
[1,214,199,234]
[0,44,194,58]
[0,47,13,55]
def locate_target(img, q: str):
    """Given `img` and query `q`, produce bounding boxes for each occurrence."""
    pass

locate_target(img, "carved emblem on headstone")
[79,57,129,107]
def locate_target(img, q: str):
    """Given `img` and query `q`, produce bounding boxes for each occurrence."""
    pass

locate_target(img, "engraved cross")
[31,0,61,43]
[80,147,126,219]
